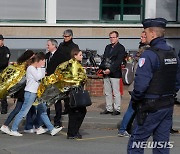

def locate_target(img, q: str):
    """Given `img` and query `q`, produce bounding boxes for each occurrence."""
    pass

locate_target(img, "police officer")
[0,34,11,114]
[127,18,180,154]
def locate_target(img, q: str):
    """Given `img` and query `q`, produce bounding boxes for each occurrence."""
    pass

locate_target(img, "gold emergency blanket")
[0,63,26,99]
[37,59,87,105]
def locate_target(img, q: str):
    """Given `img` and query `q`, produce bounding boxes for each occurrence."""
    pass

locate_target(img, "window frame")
[99,0,145,23]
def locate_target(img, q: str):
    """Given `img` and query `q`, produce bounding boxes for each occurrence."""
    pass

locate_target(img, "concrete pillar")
[145,0,156,18]
[46,0,56,24]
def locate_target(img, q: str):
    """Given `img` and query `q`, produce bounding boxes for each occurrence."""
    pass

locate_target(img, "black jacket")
[46,49,63,76]
[0,45,11,72]
[57,39,79,63]
[100,42,126,78]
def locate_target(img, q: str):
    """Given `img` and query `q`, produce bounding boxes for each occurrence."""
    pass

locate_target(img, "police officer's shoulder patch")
[138,58,145,67]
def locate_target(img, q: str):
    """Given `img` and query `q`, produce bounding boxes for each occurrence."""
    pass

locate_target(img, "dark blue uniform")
[127,25,180,153]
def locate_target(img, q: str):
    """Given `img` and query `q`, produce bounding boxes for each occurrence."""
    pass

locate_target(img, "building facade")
[0,0,179,61]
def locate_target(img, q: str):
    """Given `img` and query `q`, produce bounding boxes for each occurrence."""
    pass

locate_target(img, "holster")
[136,102,148,126]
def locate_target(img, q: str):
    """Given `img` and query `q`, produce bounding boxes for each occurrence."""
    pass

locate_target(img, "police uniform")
[0,34,11,114]
[127,18,180,154]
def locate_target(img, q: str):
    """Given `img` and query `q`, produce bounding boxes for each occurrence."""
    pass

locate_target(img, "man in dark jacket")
[100,31,126,115]
[0,34,11,114]
[57,29,79,115]
[46,39,63,128]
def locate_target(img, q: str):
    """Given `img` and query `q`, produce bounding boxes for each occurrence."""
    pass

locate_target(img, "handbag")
[69,86,92,108]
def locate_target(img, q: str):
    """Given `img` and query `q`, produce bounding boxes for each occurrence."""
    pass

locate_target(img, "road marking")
[60,131,117,141]
[77,136,117,141]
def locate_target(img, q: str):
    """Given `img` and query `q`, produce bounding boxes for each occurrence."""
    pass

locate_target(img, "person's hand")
[37,59,46,68]
[103,69,110,75]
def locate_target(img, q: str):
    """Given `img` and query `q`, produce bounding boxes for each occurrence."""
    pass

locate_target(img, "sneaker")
[0,125,11,135]
[50,127,63,136]
[10,131,23,136]
[24,129,36,133]
[36,126,48,135]
[118,131,130,137]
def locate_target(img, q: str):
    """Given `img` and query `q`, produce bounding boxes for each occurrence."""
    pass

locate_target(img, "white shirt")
[25,65,45,93]
[50,50,56,56]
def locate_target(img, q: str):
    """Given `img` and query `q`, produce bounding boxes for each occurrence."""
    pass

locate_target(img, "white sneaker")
[10,131,23,136]
[0,125,11,135]
[50,127,63,136]
[36,126,48,135]
[24,129,36,133]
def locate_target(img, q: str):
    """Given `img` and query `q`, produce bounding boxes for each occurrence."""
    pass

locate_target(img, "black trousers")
[63,97,70,112]
[1,97,8,112]
[47,99,62,127]
[67,107,87,137]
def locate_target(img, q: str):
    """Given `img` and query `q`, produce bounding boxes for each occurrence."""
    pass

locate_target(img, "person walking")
[67,49,87,139]
[10,52,62,136]
[46,39,63,128]
[57,29,79,115]
[100,31,126,115]
[0,50,34,135]
[127,18,180,154]
[0,34,11,114]
[37,48,87,139]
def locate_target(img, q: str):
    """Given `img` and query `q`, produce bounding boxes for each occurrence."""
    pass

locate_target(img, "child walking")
[10,52,62,136]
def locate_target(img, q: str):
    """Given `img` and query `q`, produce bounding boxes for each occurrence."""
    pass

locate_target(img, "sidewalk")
[1,86,180,130]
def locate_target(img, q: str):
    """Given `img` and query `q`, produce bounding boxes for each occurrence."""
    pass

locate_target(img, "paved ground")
[0,85,180,154]
[1,85,180,129]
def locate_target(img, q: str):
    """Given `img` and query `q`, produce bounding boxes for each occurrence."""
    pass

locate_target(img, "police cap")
[0,34,4,40]
[142,18,167,29]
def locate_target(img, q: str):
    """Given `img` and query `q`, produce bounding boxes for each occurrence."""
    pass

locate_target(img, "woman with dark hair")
[67,49,87,139]
[37,48,87,139]
[17,50,34,64]
[0,50,34,135]
[9,52,62,136]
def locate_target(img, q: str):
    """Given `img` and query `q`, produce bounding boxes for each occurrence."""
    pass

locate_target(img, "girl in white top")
[10,52,62,136]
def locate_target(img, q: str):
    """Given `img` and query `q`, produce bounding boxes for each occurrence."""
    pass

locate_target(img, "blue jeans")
[119,101,135,133]
[4,100,23,126]
[24,106,43,130]
[36,103,54,131]
[11,91,37,131]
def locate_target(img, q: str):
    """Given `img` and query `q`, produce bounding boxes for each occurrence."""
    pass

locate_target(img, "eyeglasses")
[63,35,70,38]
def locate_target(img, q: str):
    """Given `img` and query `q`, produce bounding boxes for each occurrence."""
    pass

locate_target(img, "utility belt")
[136,95,174,126]
[140,95,174,112]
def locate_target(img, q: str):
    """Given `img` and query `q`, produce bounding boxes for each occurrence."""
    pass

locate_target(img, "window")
[57,0,99,21]
[156,0,177,22]
[0,0,45,22]
[100,0,145,22]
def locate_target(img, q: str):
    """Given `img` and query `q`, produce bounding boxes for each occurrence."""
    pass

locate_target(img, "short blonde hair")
[149,27,165,37]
